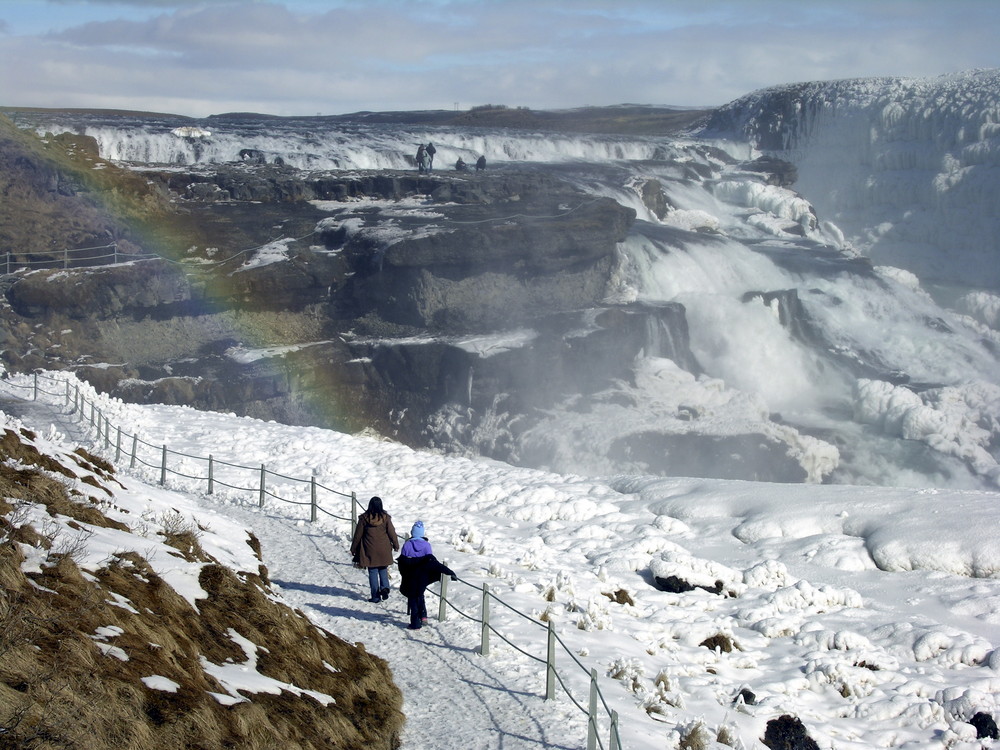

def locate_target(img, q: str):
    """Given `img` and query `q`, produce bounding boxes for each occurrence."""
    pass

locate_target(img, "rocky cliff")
[1,119,690,460]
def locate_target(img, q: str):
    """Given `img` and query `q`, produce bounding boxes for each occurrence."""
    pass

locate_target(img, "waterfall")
[12,111,688,171]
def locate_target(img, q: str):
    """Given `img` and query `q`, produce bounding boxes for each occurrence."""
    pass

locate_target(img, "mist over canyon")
[2,69,999,490]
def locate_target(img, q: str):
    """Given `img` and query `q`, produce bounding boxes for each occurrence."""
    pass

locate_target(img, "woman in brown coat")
[350,496,399,602]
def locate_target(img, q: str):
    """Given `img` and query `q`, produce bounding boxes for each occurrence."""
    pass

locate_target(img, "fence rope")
[1,227,318,278]
[0,370,624,748]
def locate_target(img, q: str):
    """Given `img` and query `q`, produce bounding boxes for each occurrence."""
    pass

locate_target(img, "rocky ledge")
[4,157,704,463]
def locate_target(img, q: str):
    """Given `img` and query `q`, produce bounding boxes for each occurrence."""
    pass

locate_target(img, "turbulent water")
[11,69,1000,490]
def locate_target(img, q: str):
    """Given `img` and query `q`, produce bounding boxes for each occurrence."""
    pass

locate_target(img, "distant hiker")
[476,155,486,171]
[455,157,467,172]
[350,496,400,602]
[426,142,436,170]
[416,144,428,173]
[397,520,456,630]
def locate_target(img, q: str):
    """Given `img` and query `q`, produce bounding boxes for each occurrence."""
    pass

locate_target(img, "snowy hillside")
[3,370,999,750]
[0,390,403,748]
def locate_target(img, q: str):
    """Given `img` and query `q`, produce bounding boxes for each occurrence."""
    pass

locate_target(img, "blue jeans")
[368,567,389,600]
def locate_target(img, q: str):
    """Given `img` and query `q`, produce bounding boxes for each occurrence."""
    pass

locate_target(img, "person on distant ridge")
[426,142,436,171]
[351,496,399,602]
[416,144,428,172]
[397,520,456,630]
[455,157,467,172]
[476,154,486,171]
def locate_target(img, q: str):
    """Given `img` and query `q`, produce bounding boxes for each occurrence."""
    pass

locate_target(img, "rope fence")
[1,243,162,275]
[2,369,624,749]
[0,228,318,278]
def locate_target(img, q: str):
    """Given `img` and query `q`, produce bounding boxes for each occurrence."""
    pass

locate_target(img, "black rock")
[970,712,999,740]
[762,715,819,750]
[740,155,798,187]
[654,575,695,593]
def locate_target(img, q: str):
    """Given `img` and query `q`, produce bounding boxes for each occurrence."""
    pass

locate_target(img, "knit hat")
[410,520,425,539]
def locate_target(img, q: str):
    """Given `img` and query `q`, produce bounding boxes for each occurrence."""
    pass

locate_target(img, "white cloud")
[1,0,997,116]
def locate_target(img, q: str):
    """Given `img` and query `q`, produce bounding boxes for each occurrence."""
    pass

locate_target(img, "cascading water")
[13,110,682,172]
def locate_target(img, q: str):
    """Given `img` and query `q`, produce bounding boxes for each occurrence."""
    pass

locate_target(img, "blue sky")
[1,0,998,117]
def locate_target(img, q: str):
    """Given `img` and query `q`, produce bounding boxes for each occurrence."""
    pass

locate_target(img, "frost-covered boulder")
[854,378,1000,486]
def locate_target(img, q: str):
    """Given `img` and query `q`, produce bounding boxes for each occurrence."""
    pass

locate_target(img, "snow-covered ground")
[3,370,998,749]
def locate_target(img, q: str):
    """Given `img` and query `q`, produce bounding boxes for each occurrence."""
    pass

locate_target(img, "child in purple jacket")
[397,521,456,630]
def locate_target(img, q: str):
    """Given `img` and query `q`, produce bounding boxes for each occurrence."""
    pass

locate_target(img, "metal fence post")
[208,455,214,495]
[259,464,266,508]
[160,445,167,486]
[481,583,491,656]
[545,620,556,701]
[96,410,102,441]
[310,475,317,522]
[609,711,620,750]
[587,668,599,750]
[130,435,137,469]
[89,401,95,427]
[104,416,112,450]
[351,491,358,536]
[65,379,70,406]
[438,573,448,622]
[115,427,122,463]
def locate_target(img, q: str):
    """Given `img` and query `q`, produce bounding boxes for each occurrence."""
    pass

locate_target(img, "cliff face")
[0,122,674,457]
[0,113,178,262]
[334,178,634,330]
[698,70,1000,288]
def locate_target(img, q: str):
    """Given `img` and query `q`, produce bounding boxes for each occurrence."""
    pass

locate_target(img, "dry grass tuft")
[0,427,76,479]
[604,588,635,606]
[71,447,116,478]
[699,633,736,653]
[156,511,210,562]
[0,433,128,533]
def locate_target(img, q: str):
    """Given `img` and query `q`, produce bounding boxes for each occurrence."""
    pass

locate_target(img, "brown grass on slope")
[0,425,403,749]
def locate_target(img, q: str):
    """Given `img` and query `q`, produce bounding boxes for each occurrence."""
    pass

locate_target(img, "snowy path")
[226,507,583,750]
[1,395,586,750]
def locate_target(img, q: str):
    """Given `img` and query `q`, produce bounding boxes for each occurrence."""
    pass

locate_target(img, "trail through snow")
[228,508,584,750]
[0,394,584,750]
